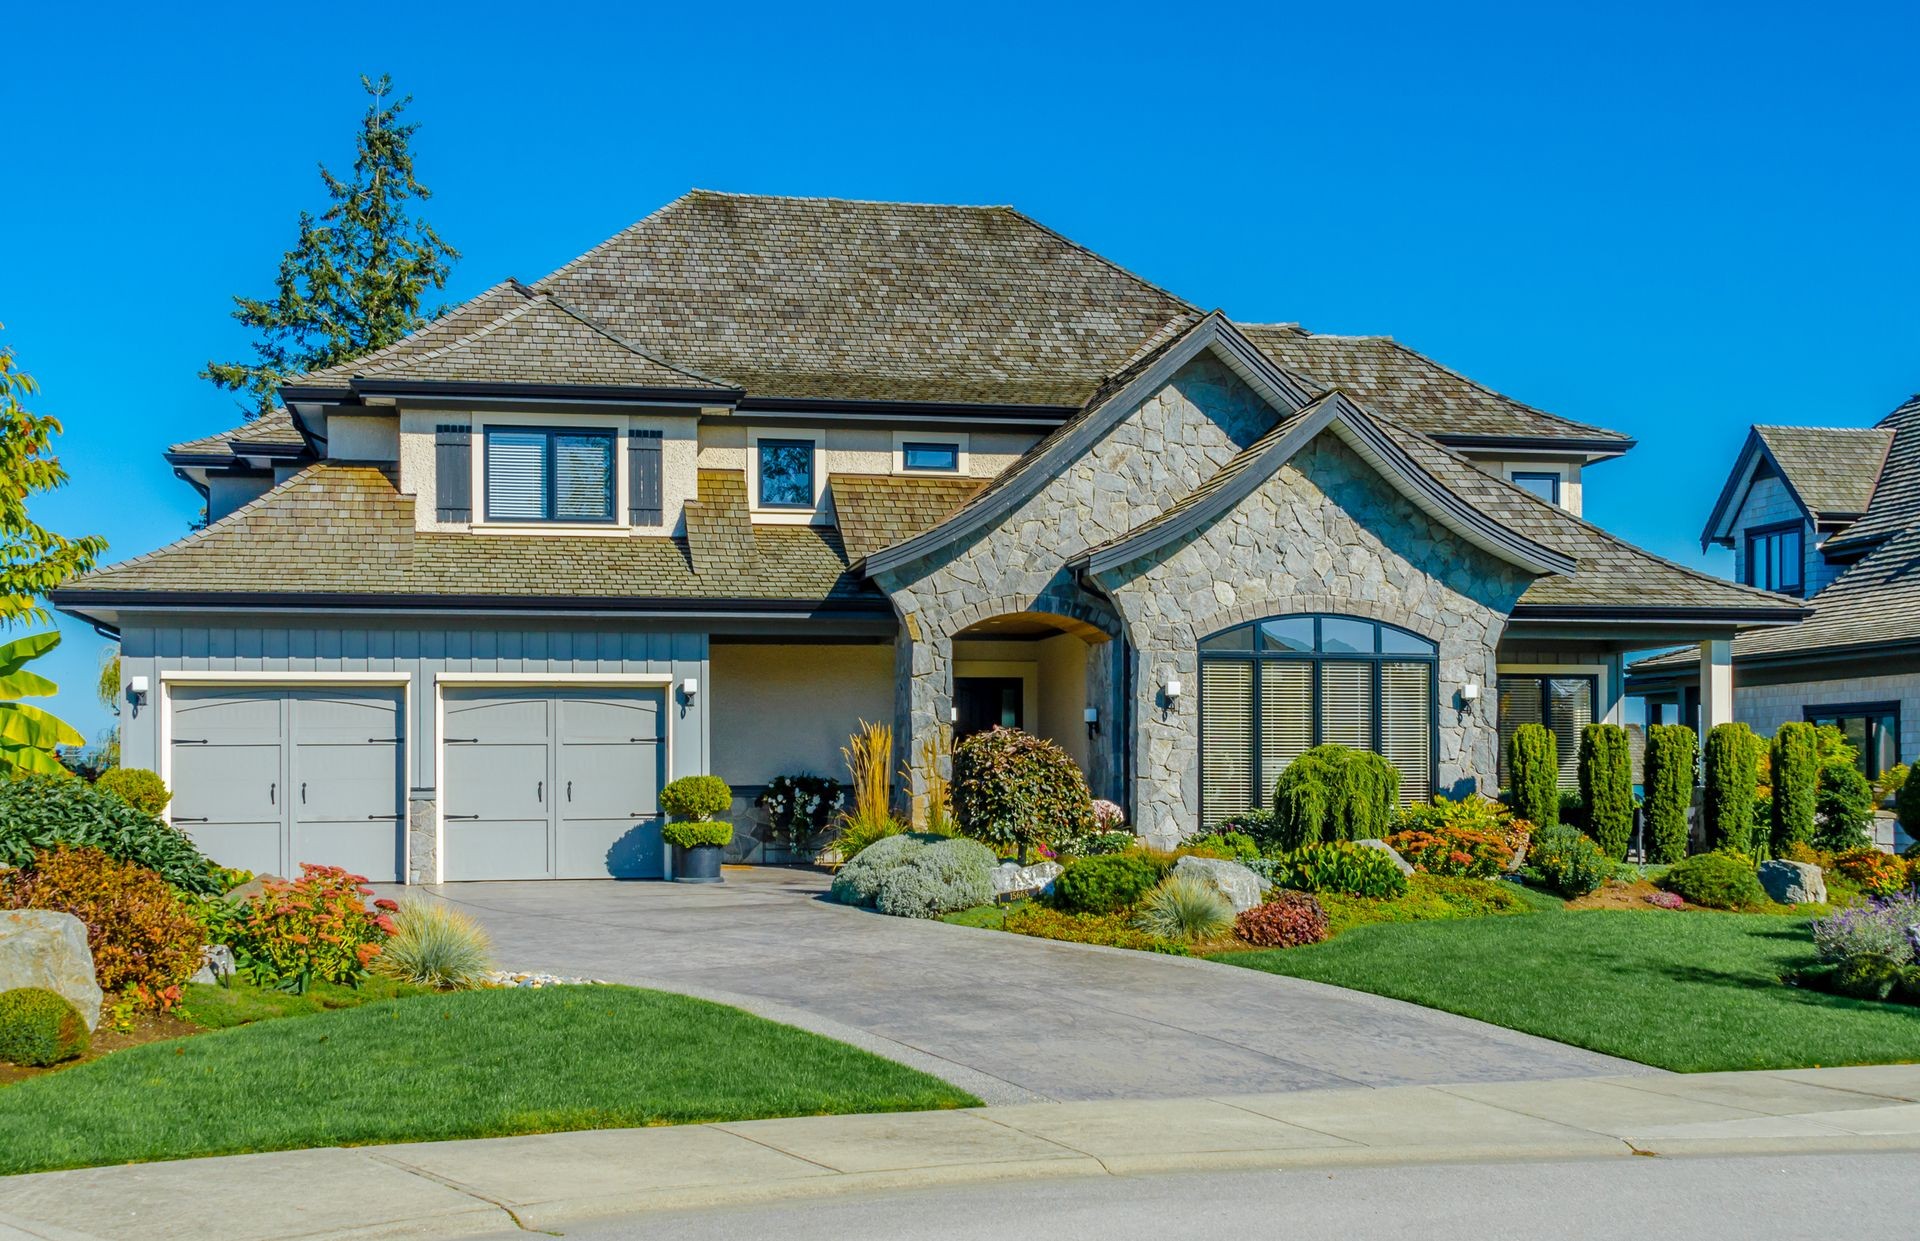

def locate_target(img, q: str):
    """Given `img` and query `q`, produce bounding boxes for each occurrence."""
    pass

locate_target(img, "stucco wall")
[328,414,400,462]
[207,475,273,523]
[708,642,893,786]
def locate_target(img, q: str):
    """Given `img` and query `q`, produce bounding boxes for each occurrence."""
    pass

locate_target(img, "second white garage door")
[441,687,667,880]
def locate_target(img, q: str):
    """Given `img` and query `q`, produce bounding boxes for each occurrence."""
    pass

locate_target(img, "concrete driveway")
[413,869,1648,1104]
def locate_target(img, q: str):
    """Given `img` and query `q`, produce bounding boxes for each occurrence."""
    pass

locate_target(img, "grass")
[941,901,1014,929]
[177,977,428,1028]
[1217,908,1920,1072]
[0,985,977,1175]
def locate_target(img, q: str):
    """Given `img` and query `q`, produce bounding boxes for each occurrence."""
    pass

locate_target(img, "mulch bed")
[1566,878,1693,912]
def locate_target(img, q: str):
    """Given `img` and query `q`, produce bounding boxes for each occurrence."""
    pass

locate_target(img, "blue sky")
[3,1,1916,741]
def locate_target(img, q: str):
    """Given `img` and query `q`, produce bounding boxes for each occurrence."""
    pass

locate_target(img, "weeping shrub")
[1578,724,1634,859]
[1768,722,1818,856]
[1642,724,1697,864]
[1269,745,1398,847]
[1506,724,1560,831]
[1703,723,1761,854]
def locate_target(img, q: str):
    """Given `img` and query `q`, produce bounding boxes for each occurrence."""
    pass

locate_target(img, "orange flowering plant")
[1385,795,1520,879]
[229,864,395,992]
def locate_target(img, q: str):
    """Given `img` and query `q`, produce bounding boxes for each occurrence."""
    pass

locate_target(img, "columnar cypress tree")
[1703,723,1760,854]
[1642,724,1698,863]
[1506,723,1560,830]
[1578,723,1634,859]
[1768,721,1819,855]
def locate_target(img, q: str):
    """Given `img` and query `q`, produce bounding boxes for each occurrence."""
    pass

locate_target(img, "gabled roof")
[166,408,310,465]
[1699,421,1895,547]
[831,474,984,562]
[1819,395,1920,555]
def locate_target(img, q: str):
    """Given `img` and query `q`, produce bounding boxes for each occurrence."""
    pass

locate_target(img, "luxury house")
[53,191,1806,884]
[1628,396,1920,846]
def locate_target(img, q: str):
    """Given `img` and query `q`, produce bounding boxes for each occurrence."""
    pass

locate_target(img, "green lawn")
[1217,908,1920,1072]
[0,985,977,1175]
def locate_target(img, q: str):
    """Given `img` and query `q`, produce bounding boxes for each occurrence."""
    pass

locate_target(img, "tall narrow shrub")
[1768,721,1818,856]
[1578,723,1634,859]
[1270,745,1398,847]
[1642,724,1698,863]
[1703,722,1760,854]
[1507,723,1560,830]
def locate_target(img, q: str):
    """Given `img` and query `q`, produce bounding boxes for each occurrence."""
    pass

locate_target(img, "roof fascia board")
[1509,603,1810,624]
[50,590,893,619]
[1701,430,1816,549]
[734,395,1077,421]
[350,379,742,403]
[1628,640,1920,682]
[1433,433,1636,458]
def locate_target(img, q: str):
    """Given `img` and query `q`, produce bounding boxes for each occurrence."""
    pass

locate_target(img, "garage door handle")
[537,780,544,803]
[367,736,402,743]
[566,780,572,802]
[173,816,208,823]
[445,813,480,820]
[445,737,478,744]
[301,782,307,804]
[366,813,403,820]
[269,782,275,806]
[176,738,208,745]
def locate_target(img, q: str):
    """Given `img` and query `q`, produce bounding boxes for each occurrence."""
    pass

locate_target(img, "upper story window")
[1744,522,1803,595]
[1512,472,1561,505]
[902,441,961,472]
[756,438,817,509]
[483,427,615,523]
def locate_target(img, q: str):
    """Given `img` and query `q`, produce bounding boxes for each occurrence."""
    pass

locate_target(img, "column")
[1698,637,1734,737]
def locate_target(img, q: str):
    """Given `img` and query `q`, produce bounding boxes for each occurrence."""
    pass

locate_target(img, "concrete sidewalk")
[3,1066,1916,1241]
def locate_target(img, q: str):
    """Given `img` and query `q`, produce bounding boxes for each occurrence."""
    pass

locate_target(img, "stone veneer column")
[407,796,437,884]
[892,609,952,825]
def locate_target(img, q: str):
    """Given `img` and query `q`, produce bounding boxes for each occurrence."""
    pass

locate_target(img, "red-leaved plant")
[230,864,394,993]
[1233,891,1330,949]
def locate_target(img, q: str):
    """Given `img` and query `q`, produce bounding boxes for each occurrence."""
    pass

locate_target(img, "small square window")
[902,441,961,472]
[1513,472,1561,505]
[757,439,816,508]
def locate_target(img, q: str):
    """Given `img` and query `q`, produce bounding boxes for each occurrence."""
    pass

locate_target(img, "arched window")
[1198,615,1437,825]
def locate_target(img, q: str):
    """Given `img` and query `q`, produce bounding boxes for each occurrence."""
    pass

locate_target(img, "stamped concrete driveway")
[415,869,1648,1105]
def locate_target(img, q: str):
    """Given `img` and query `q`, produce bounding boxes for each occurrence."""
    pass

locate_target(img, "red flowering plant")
[1831,848,1916,898]
[1385,795,1517,879]
[229,864,394,993]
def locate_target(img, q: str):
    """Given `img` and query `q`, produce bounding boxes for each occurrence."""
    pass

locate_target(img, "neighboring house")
[52,191,1804,884]
[1629,397,1920,845]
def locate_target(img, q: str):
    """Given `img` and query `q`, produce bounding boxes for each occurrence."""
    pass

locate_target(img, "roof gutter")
[1430,433,1635,457]
[1509,603,1811,625]
[50,589,891,618]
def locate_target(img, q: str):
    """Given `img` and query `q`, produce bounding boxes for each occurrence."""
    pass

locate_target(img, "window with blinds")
[1496,674,1596,789]
[483,427,615,523]
[1198,615,1437,826]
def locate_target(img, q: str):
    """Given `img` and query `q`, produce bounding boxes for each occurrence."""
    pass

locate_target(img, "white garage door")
[169,686,406,882]
[441,687,667,881]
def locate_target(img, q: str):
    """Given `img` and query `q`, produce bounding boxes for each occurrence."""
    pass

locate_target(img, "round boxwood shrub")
[1506,723,1560,831]
[1660,851,1770,910]
[1525,823,1610,898]
[1232,892,1329,948]
[661,821,734,849]
[0,987,90,1067]
[0,775,218,897]
[1052,852,1169,914]
[94,768,172,815]
[874,837,998,919]
[952,727,1094,855]
[660,775,733,822]
[4,845,206,1011]
[1270,745,1399,848]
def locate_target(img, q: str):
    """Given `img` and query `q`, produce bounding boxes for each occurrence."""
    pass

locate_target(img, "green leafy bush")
[1578,724,1634,859]
[1051,852,1170,914]
[661,820,734,849]
[874,837,998,919]
[0,775,218,897]
[1525,823,1610,897]
[1317,874,1539,934]
[227,864,392,993]
[3,845,206,1012]
[1768,722,1818,856]
[1232,892,1329,948]
[1642,724,1697,864]
[1386,795,1517,878]
[1810,727,1876,852]
[1506,723,1560,830]
[1270,745,1399,848]
[1897,770,1920,837]
[372,901,494,990]
[827,833,948,907]
[1184,829,1260,862]
[1704,723,1761,854]
[0,987,90,1067]
[660,775,733,822]
[1056,829,1134,859]
[1213,808,1288,853]
[1003,904,1189,955]
[952,727,1094,854]
[1660,851,1770,910]
[1132,874,1233,942]
[1265,842,1408,899]
[93,768,171,815]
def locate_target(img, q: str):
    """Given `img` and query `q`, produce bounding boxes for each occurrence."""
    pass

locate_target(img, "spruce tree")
[203,75,459,414]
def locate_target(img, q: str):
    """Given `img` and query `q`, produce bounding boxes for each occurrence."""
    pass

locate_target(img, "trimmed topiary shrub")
[952,727,1094,857]
[1703,723,1761,854]
[1052,852,1170,914]
[1578,724,1634,860]
[0,987,90,1067]
[1642,724,1697,864]
[0,775,218,897]
[1660,851,1770,910]
[94,768,172,815]
[1232,892,1329,948]
[1270,745,1399,847]
[873,837,998,919]
[1768,722,1818,857]
[4,845,207,1011]
[660,775,733,822]
[1132,874,1233,942]
[661,820,734,849]
[1898,770,1920,839]
[1506,723,1560,831]
[1525,823,1610,897]
[827,833,947,907]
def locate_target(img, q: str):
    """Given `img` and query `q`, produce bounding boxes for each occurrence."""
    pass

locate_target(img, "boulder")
[1173,855,1267,913]
[991,860,1061,901]
[0,909,103,1031]
[1352,838,1415,876]
[1757,859,1826,906]
[191,943,236,985]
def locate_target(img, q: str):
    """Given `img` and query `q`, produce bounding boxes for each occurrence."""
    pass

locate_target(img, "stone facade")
[407,796,436,884]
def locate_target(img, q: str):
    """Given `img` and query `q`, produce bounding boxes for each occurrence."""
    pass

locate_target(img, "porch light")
[1163,679,1182,701]
[1084,706,1099,739]
[680,677,699,701]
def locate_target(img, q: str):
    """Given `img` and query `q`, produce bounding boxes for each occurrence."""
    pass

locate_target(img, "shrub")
[1212,807,1289,852]
[0,988,90,1067]
[1768,722,1818,856]
[1265,842,1408,899]
[1003,904,1189,955]
[827,832,946,907]
[1556,788,1587,833]
[1056,829,1134,859]
[952,727,1094,855]
[1233,892,1329,948]
[1132,874,1233,942]
[227,864,392,993]
[1830,955,1920,1004]
[1831,848,1915,898]
[874,837,998,919]
[1506,723,1560,831]
[93,768,171,815]
[3,845,205,1012]
[1578,724,1634,860]
[1091,799,1127,831]
[1183,829,1260,862]
[660,775,733,822]
[1051,852,1169,914]
[1387,796,1516,878]
[372,901,494,990]
[758,774,844,853]
[1812,728,1876,852]
[1270,745,1399,847]
[1660,851,1770,911]
[1812,892,1920,965]
[1642,724,1697,864]
[1525,823,1610,897]
[662,820,734,849]
[0,775,219,897]
[1898,769,1920,836]
[1317,874,1536,933]
[1703,723,1761,854]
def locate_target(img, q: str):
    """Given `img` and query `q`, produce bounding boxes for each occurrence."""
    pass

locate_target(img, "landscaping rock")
[1352,838,1416,876]
[991,860,1061,901]
[0,909,103,1031]
[191,944,236,985]
[1172,855,1267,912]
[1758,859,1826,906]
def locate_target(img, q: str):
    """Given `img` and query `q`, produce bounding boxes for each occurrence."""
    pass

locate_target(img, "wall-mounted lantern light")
[126,675,150,719]
[1084,706,1099,739]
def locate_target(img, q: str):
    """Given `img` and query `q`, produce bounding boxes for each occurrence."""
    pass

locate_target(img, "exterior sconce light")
[950,705,959,723]
[127,675,150,719]
[678,677,698,717]
[1084,706,1099,738]
[1164,679,1183,702]
[1460,682,1480,701]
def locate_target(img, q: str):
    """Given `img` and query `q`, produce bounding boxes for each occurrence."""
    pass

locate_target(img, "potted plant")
[660,775,734,884]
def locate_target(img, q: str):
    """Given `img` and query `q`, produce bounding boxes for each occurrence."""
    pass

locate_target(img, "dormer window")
[1744,522,1803,595]
[902,442,960,472]
[484,427,615,523]
[756,438,817,508]
[1512,472,1561,506]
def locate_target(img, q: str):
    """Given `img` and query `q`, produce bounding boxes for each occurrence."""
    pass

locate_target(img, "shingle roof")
[167,408,308,461]
[831,474,985,561]
[1820,396,1920,553]
[56,464,873,608]
[1239,324,1630,447]
[1752,424,1892,519]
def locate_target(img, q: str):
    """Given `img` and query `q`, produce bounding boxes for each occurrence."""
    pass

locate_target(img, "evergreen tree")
[1642,723,1698,863]
[1578,723,1634,859]
[203,75,459,414]
[1506,723,1560,830]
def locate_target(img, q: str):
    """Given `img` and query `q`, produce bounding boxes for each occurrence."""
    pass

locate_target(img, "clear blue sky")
[3,1,1916,741]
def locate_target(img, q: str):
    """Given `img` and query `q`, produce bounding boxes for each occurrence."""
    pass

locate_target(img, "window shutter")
[1381,662,1433,804]
[434,425,472,522]
[1258,663,1312,795]
[1200,661,1254,827]
[628,429,663,526]
[1319,662,1373,750]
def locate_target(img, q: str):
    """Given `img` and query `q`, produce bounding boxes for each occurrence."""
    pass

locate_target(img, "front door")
[954,677,1024,739]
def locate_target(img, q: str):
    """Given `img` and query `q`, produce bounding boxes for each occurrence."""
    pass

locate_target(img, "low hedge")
[661,821,734,849]
[0,988,90,1067]
[1659,852,1771,911]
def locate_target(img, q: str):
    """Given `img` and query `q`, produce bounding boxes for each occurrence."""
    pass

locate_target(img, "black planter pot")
[674,843,724,884]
